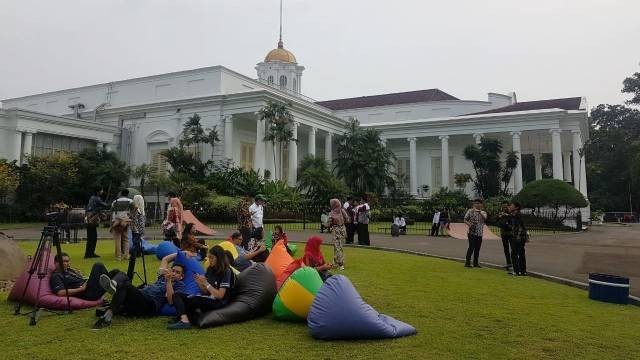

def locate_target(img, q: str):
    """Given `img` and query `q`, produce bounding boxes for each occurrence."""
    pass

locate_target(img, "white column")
[308,126,316,157]
[96,142,104,151]
[265,140,276,180]
[14,131,23,164]
[324,132,332,165]
[550,129,563,180]
[104,143,112,153]
[408,137,418,196]
[254,119,266,176]
[439,135,450,189]
[572,130,581,190]
[534,153,543,180]
[510,131,523,193]
[224,115,233,161]
[579,153,588,197]
[563,152,572,182]
[22,132,34,162]
[288,122,299,186]
[473,133,483,145]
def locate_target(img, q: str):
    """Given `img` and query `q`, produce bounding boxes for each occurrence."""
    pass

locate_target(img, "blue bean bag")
[158,250,205,316]
[307,275,417,340]
[127,232,158,255]
[155,241,179,260]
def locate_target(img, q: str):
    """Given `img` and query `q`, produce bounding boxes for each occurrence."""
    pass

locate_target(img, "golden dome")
[264,40,297,63]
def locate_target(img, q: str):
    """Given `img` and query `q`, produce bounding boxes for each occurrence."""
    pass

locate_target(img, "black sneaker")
[464,264,472,268]
[92,317,111,330]
[99,274,117,295]
[95,306,109,317]
[473,264,482,268]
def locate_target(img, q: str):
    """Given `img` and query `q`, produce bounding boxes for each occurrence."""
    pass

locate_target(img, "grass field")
[2,240,639,359]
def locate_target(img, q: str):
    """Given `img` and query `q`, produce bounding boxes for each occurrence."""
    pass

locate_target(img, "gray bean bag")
[195,263,277,328]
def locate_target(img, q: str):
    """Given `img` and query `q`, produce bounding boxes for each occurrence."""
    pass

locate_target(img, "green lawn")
[0,222,45,230]
[2,240,639,359]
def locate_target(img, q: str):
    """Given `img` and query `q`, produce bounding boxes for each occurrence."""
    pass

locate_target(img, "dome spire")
[278,0,283,48]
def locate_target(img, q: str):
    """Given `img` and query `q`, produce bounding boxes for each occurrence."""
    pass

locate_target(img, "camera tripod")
[13,214,72,325]
[127,233,148,286]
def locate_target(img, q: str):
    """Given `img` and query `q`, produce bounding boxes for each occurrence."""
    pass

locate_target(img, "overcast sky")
[1,0,639,107]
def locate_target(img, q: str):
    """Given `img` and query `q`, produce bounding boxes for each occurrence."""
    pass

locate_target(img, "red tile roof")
[316,89,458,110]
[465,97,583,115]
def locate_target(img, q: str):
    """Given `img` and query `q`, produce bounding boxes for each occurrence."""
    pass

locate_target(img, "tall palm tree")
[131,163,152,196]
[259,101,296,180]
[148,171,172,221]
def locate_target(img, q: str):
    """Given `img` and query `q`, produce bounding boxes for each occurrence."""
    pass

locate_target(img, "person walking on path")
[438,209,449,236]
[509,202,529,276]
[327,198,349,270]
[497,201,513,271]
[464,199,487,268]
[84,187,109,259]
[430,209,441,237]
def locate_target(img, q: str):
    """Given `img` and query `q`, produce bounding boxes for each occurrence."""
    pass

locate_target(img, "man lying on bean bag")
[92,254,185,329]
[50,252,121,301]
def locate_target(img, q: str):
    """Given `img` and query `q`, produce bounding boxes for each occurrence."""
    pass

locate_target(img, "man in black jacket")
[497,201,513,272]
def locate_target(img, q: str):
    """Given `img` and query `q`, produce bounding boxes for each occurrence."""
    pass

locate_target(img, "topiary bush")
[513,179,588,219]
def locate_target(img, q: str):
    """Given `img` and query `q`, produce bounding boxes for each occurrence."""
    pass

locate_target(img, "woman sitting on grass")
[168,245,236,330]
[180,223,208,260]
[303,236,332,282]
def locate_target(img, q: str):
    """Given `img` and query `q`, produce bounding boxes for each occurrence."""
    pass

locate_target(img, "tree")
[148,171,173,221]
[513,179,588,219]
[463,138,518,199]
[334,118,396,194]
[16,153,79,218]
[74,149,130,202]
[0,159,19,204]
[297,155,348,206]
[131,163,152,196]
[260,101,296,180]
[161,147,208,180]
[622,69,640,105]
[454,173,472,190]
[180,113,207,159]
[585,104,640,211]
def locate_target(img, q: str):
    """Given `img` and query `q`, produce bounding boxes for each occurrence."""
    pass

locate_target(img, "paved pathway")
[3,223,639,296]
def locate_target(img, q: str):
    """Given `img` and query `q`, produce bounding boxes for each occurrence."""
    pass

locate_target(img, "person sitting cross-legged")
[168,245,236,330]
[228,231,267,272]
[92,254,185,329]
[303,236,333,282]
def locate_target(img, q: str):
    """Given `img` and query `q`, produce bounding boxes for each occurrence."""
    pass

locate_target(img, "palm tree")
[131,163,152,196]
[259,101,296,180]
[180,113,206,159]
[204,126,220,161]
[464,138,518,198]
[148,171,172,221]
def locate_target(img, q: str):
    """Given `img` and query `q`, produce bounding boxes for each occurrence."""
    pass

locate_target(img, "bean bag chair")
[127,232,158,255]
[276,258,304,290]
[216,240,239,259]
[287,243,298,256]
[194,263,277,328]
[307,275,417,340]
[273,267,323,321]
[264,230,273,250]
[264,242,294,280]
[158,250,205,316]
[155,241,179,260]
[8,251,103,310]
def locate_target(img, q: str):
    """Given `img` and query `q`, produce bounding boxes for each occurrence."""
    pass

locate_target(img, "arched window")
[293,78,298,93]
[267,76,274,85]
[279,75,287,89]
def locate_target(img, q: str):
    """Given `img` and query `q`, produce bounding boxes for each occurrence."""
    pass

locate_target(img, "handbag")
[86,212,101,226]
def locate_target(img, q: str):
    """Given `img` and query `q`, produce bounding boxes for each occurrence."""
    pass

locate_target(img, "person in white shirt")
[248,194,266,247]
[356,196,371,245]
[393,215,407,235]
[110,189,133,261]
[430,209,441,237]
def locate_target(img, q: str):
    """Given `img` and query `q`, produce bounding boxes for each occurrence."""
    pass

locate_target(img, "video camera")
[45,211,64,225]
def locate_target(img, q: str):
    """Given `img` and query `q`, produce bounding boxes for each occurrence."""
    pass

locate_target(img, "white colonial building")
[0,38,589,215]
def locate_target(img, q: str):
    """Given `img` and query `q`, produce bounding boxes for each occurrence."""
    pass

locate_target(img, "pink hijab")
[329,198,347,226]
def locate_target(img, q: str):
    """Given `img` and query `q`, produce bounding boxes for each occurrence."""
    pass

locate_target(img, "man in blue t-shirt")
[92,257,185,329]
[229,231,266,272]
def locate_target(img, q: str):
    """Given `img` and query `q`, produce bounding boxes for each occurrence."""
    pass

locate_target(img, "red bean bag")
[8,251,103,310]
[276,258,304,290]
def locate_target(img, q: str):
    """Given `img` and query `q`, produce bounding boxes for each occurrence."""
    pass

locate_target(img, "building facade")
[0,39,589,217]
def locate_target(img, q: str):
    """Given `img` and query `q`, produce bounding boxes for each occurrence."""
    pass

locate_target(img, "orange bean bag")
[276,258,304,290]
[264,242,294,280]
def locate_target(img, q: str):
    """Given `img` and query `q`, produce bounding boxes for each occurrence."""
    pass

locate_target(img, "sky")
[1,0,639,107]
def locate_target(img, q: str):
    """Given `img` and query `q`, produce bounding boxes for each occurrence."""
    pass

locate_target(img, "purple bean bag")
[307,275,417,340]
[8,253,103,310]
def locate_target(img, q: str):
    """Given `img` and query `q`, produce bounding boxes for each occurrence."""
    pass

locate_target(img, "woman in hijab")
[302,236,332,281]
[327,198,349,270]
